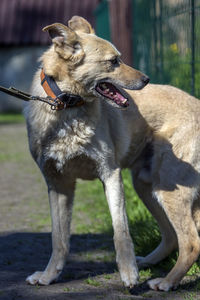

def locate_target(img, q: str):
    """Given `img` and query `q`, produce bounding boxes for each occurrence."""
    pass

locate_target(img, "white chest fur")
[45,118,95,171]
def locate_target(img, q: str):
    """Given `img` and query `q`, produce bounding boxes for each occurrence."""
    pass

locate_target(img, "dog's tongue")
[96,82,129,107]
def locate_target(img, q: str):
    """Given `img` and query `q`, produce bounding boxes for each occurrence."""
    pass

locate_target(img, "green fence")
[94,0,111,41]
[132,0,200,98]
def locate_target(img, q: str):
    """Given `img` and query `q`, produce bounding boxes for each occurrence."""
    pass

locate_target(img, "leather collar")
[40,69,84,110]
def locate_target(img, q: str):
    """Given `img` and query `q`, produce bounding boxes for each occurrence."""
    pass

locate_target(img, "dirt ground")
[0,123,200,300]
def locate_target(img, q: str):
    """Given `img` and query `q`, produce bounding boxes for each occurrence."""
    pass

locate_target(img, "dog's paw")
[119,262,139,288]
[26,271,45,285]
[116,241,139,288]
[121,269,138,288]
[148,277,173,291]
[26,271,59,286]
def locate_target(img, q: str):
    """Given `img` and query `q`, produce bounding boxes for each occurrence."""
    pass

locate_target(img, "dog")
[24,16,200,292]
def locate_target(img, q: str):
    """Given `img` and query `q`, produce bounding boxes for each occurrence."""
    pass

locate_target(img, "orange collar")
[40,69,84,110]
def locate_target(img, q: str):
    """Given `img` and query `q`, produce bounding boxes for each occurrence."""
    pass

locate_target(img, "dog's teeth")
[110,92,114,96]
[105,89,110,93]
[122,99,127,104]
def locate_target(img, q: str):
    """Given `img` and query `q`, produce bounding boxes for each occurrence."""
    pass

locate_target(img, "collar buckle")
[40,69,84,110]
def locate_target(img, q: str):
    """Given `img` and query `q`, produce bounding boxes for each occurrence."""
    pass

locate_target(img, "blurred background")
[0,0,199,112]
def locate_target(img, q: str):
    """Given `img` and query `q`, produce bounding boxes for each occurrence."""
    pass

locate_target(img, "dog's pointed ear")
[68,16,95,34]
[43,23,84,62]
[43,23,78,46]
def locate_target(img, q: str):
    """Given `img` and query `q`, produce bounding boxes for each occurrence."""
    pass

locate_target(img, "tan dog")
[24,16,200,292]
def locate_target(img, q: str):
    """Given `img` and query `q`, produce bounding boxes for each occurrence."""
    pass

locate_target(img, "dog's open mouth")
[95,82,129,107]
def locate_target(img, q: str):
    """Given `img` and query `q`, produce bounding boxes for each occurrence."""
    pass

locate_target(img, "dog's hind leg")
[26,181,75,285]
[132,177,177,267]
[103,168,138,288]
[147,188,200,291]
[192,198,200,232]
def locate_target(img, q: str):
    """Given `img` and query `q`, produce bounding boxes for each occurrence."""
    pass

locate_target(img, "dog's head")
[43,16,149,108]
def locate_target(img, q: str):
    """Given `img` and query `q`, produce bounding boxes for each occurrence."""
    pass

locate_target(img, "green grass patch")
[73,178,112,234]
[85,277,101,287]
[29,214,50,231]
[0,113,25,124]
[183,292,199,300]
[63,287,71,292]
[187,262,200,276]
[139,269,152,282]
[104,274,112,280]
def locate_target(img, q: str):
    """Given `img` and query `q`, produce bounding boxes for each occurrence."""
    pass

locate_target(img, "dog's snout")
[141,75,150,85]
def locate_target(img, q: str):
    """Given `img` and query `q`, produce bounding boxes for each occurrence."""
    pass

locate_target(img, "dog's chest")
[44,119,95,172]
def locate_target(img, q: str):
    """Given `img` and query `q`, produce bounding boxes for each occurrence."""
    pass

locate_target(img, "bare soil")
[0,123,200,300]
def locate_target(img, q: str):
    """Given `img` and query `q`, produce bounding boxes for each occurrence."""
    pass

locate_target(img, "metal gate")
[132,0,200,97]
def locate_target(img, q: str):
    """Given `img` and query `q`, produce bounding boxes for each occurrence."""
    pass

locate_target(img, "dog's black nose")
[141,75,150,85]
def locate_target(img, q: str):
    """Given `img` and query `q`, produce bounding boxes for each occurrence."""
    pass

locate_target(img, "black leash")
[0,85,77,110]
[0,70,85,111]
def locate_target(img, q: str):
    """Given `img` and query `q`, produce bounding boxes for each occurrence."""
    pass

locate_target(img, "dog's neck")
[41,47,90,101]
[40,69,85,110]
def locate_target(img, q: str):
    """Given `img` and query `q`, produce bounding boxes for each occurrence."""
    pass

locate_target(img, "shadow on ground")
[0,232,122,300]
[0,231,116,278]
[1,232,200,300]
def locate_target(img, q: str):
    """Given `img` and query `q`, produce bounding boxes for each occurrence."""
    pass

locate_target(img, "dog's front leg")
[103,168,138,288]
[26,184,75,285]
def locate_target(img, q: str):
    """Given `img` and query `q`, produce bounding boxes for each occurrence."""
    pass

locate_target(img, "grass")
[85,277,101,287]
[0,114,28,163]
[0,113,25,124]
[63,287,71,292]
[183,292,199,300]
[104,274,112,280]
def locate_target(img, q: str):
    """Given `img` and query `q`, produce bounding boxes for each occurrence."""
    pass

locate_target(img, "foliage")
[159,43,200,98]
[0,113,24,124]
[132,0,200,99]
